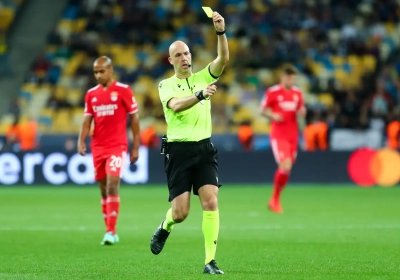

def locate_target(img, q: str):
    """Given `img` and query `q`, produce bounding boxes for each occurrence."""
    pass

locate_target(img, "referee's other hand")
[203,81,218,98]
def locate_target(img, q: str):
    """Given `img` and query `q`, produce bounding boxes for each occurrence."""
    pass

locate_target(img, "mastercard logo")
[347,147,400,187]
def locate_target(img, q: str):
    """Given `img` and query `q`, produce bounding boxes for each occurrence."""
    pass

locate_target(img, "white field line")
[0,224,398,231]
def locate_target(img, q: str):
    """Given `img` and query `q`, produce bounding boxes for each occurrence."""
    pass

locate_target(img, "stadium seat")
[347,55,361,67]
[253,119,270,134]
[40,108,55,118]
[154,120,167,134]
[73,18,88,33]
[333,69,348,83]
[55,86,67,99]
[226,94,239,106]
[22,83,38,95]
[318,93,334,107]
[63,52,85,76]
[0,8,14,30]
[362,55,377,72]
[67,89,82,106]
[52,109,72,132]
[19,91,32,103]
[233,107,254,124]
[331,55,345,66]
[0,122,8,134]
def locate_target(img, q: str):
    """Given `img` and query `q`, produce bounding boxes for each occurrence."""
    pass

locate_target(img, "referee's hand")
[203,81,217,98]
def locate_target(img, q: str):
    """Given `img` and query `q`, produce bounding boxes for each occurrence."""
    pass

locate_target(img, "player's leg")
[193,142,223,274]
[98,178,107,226]
[269,139,293,213]
[93,154,108,229]
[101,151,126,245]
[150,144,194,255]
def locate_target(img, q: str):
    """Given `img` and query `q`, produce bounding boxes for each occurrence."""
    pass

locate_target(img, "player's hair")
[280,63,298,75]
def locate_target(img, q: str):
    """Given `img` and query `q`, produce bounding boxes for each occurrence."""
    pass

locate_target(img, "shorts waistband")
[167,138,210,146]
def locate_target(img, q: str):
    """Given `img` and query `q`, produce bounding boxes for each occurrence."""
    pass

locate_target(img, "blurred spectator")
[31,54,51,75]
[238,121,253,151]
[3,118,20,152]
[303,110,328,151]
[46,89,73,109]
[370,79,392,118]
[64,137,76,151]
[8,97,20,120]
[336,90,362,129]
[18,117,38,151]
[0,28,10,76]
[140,126,158,149]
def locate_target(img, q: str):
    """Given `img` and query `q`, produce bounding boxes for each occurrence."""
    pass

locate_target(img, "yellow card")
[202,6,213,18]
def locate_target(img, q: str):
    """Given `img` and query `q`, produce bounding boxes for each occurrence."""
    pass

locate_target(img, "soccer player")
[260,64,306,214]
[150,11,229,274]
[77,56,140,245]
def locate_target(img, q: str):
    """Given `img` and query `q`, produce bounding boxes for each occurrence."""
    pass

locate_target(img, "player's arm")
[209,12,229,78]
[297,92,307,116]
[259,92,282,122]
[129,113,140,163]
[122,88,140,163]
[161,82,217,113]
[78,116,93,156]
[78,93,94,156]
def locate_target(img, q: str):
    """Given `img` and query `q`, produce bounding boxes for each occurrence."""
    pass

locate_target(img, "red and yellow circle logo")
[348,148,400,187]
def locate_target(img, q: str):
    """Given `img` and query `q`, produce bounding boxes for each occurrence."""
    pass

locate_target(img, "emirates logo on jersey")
[110,91,118,101]
[93,104,118,116]
[279,101,297,111]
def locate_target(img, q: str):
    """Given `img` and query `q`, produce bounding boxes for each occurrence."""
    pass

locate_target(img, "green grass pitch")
[0,185,399,280]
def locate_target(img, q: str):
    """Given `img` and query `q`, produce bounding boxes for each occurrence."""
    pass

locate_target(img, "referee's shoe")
[150,220,170,255]
[204,260,224,274]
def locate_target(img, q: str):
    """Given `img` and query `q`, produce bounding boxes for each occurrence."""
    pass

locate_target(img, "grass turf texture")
[0,185,398,280]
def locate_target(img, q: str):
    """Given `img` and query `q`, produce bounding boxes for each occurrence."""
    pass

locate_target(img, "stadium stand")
[0,0,23,76]
[1,0,400,145]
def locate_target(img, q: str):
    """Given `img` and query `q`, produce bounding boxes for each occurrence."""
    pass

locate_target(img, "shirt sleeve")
[261,89,273,109]
[84,93,93,116]
[122,87,139,114]
[196,63,219,84]
[158,81,176,109]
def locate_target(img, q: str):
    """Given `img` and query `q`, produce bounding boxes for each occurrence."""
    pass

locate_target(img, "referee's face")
[168,41,192,74]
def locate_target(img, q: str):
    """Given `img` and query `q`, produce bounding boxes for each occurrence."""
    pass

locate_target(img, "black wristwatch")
[216,30,226,35]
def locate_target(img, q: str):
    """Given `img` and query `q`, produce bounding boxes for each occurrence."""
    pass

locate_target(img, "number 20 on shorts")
[109,155,122,168]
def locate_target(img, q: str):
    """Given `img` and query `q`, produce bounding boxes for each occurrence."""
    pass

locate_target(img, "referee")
[150,11,229,274]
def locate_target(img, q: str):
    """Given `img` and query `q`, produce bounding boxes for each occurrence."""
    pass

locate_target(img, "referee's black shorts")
[164,138,221,202]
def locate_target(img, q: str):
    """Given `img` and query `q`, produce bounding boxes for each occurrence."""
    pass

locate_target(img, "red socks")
[101,198,107,226]
[272,168,289,201]
[106,195,120,234]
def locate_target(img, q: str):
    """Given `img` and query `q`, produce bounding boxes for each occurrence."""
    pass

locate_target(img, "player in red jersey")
[78,56,140,244]
[260,64,306,213]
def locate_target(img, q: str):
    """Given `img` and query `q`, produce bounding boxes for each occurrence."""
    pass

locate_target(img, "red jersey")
[261,84,304,141]
[84,81,138,151]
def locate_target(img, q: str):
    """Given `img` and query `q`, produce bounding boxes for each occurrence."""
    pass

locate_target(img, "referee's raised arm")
[209,12,229,78]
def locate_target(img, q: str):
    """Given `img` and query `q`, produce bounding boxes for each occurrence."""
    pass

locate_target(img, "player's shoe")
[150,220,170,255]
[100,232,118,245]
[203,260,224,274]
[268,199,283,214]
[113,234,119,244]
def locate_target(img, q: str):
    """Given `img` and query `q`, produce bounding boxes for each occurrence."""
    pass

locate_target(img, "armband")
[195,90,205,101]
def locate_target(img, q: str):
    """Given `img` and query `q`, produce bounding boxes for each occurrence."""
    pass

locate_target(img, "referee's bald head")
[169,41,190,57]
